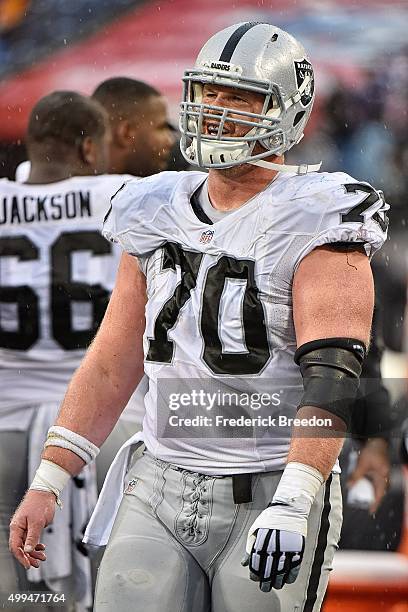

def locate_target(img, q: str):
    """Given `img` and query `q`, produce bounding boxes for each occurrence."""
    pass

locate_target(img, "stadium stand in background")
[0,0,141,78]
[0,0,30,34]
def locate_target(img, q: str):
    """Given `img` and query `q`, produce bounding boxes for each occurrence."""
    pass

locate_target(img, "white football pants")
[95,452,342,612]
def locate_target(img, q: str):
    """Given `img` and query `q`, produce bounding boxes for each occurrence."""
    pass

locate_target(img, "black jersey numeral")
[146,243,203,363]
[201,255,270,374]
[341,183,388,231]
[51,232,111,350]
[0,231,112,351]
[146,242,271,375]
[0,236,39,350]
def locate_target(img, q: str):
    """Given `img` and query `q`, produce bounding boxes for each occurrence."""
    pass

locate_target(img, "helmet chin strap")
[249,158,322,175]
[188,137,321,174]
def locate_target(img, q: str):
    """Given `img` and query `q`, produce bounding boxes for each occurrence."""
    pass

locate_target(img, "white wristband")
[29,459,71,508]
[45,426,100,464]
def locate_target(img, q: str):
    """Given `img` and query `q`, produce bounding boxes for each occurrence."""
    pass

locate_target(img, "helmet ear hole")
[293,111,305,126]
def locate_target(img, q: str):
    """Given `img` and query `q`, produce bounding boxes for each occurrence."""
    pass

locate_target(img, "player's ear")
[81,136,98,166]
[114,119,133,148]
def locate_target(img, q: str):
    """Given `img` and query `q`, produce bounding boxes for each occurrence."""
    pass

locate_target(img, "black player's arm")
[42,252,146,476]
[290,244,374,480]
[343,283,391,510]
[352,298,392,441]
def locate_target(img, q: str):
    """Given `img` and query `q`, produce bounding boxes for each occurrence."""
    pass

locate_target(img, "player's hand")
[242,503,306,591]
[9,490,56,569]
[347,438,390,514]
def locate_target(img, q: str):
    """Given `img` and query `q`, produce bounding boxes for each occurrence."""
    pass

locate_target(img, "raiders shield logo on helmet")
[294,59,314,107]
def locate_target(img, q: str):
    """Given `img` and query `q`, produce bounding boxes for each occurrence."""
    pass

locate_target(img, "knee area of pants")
[108,567,155,590]
[101,537,186,589]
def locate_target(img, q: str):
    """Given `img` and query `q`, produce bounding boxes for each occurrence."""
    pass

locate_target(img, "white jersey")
[104,170,389,475]
[0,174,132,414]
[15,160,31,183]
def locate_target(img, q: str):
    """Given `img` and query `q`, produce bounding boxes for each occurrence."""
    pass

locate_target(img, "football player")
[14,78,176,490]
[91,77,175,177]
[10,23,389,612]
[0,91,132,607]
[15,77,175,181]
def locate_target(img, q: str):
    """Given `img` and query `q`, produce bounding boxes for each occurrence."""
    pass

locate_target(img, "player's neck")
[106,145,127,175]
[207,161,281,212]
[25,162,93,184]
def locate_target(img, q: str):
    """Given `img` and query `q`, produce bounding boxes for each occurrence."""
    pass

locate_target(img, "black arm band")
[294,338,366,430]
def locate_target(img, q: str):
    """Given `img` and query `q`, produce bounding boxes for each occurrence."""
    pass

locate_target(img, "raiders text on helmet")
[179,22,321,174]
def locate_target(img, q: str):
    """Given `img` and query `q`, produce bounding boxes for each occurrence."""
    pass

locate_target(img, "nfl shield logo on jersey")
[199,229,214,244]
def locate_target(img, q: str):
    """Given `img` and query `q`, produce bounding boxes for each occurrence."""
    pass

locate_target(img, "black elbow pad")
[294,338,366,430]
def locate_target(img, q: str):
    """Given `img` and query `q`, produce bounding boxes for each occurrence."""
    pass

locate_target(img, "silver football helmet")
[180,22,321,174]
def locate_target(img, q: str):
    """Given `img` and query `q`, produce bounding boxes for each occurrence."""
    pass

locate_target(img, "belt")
[149,452,253,504]
[232,473,253,504]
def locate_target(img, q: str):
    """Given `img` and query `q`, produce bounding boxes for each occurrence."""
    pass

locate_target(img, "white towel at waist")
[83,432,145,547]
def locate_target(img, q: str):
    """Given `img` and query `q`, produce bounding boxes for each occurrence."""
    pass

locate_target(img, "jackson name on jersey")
[103,170,388,475]
[0,174,131,412]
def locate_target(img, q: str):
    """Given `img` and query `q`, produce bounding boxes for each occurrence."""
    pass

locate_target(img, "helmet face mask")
[179,22,316,171]
[180,72,286,168]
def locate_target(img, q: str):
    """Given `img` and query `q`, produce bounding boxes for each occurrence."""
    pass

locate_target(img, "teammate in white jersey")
[10,23,389,612]
[12,79,176,492]
[0,90,132,607]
